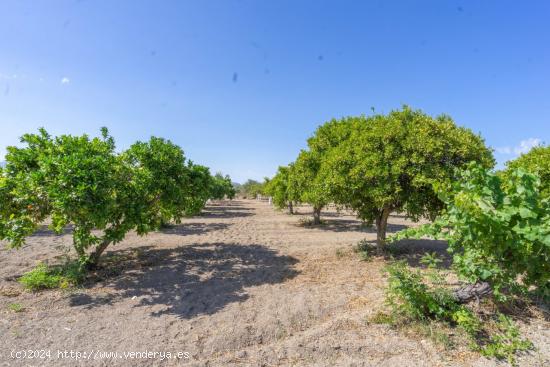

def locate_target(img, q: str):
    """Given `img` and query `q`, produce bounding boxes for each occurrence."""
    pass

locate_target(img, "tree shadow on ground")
[200,205,255,218]
[297,212,408,234]
[69,242,299,319]
[358,238,452,270]
[160,222,229,236]
[318,219,372,232]
[31,222,231,237]
[30,224,74,237]
[318,211,352,218]
[320,219,408,233]
[385,239,452,269]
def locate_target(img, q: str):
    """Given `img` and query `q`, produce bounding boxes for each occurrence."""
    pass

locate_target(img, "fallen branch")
[453,281,492,303]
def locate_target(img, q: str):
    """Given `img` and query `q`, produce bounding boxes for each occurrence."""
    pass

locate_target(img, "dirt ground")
[1,200,548,366]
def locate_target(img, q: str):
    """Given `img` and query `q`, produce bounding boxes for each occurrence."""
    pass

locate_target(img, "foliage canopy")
[504,144,550,199]
[392,163,550,297]
[264,164,300,213]
[0,128,229,266]
[321,106,494,247]
[209,172,236,200]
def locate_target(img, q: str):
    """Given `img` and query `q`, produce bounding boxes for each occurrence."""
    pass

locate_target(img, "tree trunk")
[312,206,322,225]
[288,201,294,215]
[375,207,391,252]
[87,240,111,268]
[453,282,493,303]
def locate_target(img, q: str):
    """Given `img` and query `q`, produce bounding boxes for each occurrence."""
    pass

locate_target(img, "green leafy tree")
[239,179,265,198]
[0,129,207,267]
[322,106,494,249]
[392,163,550,298]
[265,164,300,214]
[504,144,550,198]
[292,150,328,224]
[182,163,214,216]
[209,172,236,200]
[290,117,356,224]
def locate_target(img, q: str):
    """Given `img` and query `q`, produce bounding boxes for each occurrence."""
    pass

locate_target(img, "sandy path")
[1,200,548,366]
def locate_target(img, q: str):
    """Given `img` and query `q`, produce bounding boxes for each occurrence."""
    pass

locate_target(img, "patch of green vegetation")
[385,261,463,322]
[478,314,533,365]
[391,163,550,300]
[383,261,533,365]
[8,303,25,312]
[368,311,395,325]
[354,239,375,261]
[19,261,85,291]
[419,252,443,269]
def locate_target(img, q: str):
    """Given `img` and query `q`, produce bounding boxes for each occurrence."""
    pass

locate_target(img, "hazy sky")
[1,0,548,182]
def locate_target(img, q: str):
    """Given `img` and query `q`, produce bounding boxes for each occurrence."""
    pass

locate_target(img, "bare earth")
[1,200,548,366]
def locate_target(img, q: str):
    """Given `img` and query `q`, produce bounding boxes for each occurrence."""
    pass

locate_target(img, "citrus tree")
[209,172,236,200]
[392,163,550,298]
[292,150,328,224]
[264,164,300,214]
[0,128,208,267]
[504,145,550,198]
[322,106,494,249]
[239,179,265,198]
[290,117,356,224]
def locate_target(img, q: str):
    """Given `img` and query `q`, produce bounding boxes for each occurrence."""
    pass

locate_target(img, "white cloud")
[60,77,70,85]
[496,138,542,156]
[513,138,541,155]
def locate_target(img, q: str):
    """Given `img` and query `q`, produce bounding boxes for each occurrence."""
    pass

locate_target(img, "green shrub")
[19,262,85,291]
[383,261,533,364]
[391,163,550,299]
[354,239,375,261]
[451,308,481,336]
[479,314,533,365]
[504,145,550,199]
[385,261,482,333]
[385,261,463,321]
[419,252,443,270]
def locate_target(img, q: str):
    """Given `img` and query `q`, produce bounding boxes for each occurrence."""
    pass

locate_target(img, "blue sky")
[0,1,548,182]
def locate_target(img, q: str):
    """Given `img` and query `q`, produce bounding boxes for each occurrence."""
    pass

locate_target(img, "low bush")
[479,314,533,364]
[391,163,550,299]
[19,262,85,291]
[381,261,533,365]
[354,239,375,261]
[385,261,470,323]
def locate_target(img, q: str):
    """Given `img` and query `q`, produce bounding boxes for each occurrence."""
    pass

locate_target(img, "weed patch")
[381,261,534,365]
[354,239,376,261]
[19,262,85,291]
